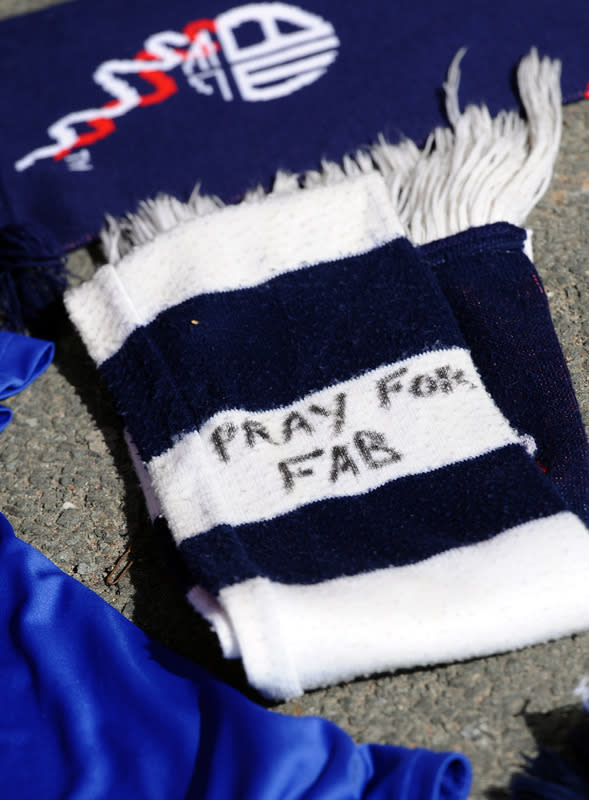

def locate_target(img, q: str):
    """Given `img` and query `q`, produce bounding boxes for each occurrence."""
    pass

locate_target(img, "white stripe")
[65,172,404,365]
[148,348,521,543]
[214,511,589,699]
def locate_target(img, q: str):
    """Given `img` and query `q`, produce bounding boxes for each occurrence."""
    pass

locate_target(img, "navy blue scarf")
[66,166,589,700]
[0,0,587,250]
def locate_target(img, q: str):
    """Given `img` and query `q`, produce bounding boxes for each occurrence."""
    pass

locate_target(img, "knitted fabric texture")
[420,224,589,526]
[1,0,587,251]
[66,172,589,700]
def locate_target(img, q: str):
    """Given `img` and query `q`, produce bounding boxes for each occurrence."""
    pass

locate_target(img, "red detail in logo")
[52,21,217,161]
[183,18,218,41]
[15,6,340,172]
[54,117,116,161]
[135,50,181,107]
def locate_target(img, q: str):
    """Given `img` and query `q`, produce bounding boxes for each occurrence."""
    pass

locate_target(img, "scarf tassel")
[101,47,562,261]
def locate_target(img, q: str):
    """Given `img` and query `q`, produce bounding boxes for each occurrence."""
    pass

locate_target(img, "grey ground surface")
[1,1,588,797]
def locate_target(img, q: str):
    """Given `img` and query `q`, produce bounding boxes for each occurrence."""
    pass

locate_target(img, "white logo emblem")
[16,3,339,171]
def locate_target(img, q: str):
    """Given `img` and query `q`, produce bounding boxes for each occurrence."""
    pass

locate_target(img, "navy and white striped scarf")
[66,165,589,699]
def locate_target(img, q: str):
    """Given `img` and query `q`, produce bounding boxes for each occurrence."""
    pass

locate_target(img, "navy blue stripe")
[101,239,464,461]
[176,444,566,594]
[421,223,589,527]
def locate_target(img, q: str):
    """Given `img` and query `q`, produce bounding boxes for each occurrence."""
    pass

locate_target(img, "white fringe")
[102,48,562,261]
[101,185,225,264]
[371,47,562,244]
[101,158,371,263]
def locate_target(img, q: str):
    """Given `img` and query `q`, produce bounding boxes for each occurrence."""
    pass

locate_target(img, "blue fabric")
[0,511,472,799]
[510,748,589,800]
[421,223,589,527]
[0,330,54,431]
[0,0,586,250]
[509,705,589,799]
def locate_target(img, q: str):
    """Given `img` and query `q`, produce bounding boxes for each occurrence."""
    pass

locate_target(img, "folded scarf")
[65,162,589,699]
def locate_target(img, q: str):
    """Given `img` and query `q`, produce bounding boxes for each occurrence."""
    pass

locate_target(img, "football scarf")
[66,156,589,699]
[0,0,587,253]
